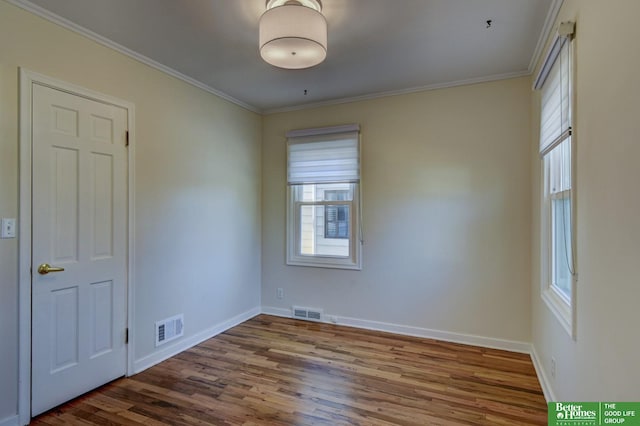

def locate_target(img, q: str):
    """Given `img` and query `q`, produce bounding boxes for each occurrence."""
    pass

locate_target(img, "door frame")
[18,69,136,424]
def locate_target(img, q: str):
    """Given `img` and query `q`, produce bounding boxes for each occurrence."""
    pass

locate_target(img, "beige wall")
[0,63,20,421]
[262,77,532,343]
[4,0,638,420]
[531,0,640,400]
[0,2,262,422]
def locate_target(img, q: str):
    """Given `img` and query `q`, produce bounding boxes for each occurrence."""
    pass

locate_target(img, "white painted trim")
[263,71,531,115]
[261,306,531,353]
[262,307,555,399]
[542,288,573,339]
[528,0,565,74]
[126,108,137,378]
[286,124,360,138]
[530,345,557,402]
[132,307,261,374]
[18,69,135,425]
[18,68,33,426]
[0,415,19,426]
[5,0,259,114]
[263,306,294,318]
[6,0,560,116]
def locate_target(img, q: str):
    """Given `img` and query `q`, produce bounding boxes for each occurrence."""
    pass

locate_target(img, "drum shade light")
[259,0,327,69]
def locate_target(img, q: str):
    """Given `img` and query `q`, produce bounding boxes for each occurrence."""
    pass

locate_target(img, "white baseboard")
[261,306,531,353]
[261,306,291,319]
[132,306,260,374]
[0,415,19,426]
[530,345,556,402]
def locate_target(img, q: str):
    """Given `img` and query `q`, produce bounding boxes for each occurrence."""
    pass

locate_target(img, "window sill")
[542,287,575,340]
[286,257,361,271]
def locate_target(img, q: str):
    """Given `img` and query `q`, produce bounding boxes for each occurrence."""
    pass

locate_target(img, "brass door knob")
[37,263,65,275]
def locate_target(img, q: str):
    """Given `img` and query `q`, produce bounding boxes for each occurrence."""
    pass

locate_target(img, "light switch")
[1,218,16,238]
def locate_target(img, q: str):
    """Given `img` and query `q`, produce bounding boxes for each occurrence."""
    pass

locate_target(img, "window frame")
[536,24,577,339]
[287,183,361,270]
[541,141,576,338]
[285,125,362,270]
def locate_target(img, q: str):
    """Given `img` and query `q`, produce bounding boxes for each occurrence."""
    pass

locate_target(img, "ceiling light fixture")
[259,0,327,69]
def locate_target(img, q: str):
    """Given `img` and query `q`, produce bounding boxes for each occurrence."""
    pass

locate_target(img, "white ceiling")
[12,0,555,113]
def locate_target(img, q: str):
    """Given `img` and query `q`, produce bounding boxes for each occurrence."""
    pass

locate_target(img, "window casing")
[286,125,361,270]
[536,23,576,338]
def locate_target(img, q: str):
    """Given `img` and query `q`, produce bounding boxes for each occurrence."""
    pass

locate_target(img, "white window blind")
[536,22,574,157]
[287,125,360,185]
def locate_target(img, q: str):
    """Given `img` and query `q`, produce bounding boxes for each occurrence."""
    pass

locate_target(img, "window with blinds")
[535,21,576,339]
[286,125,362,270]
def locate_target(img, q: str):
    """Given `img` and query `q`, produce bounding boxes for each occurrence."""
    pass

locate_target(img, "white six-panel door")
[31,83,128,416]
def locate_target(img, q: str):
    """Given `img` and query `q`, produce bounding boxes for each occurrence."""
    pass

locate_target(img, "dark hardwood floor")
[32,315,547,425]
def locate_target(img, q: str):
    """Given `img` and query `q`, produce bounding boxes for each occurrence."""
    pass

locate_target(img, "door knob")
[37,263,65,275]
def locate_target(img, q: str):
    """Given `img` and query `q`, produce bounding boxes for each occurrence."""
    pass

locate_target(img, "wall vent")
[292,306,324,322]
[155,314,184,347]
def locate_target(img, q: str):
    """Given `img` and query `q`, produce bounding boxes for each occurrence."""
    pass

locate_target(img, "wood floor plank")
[32,315,547,425]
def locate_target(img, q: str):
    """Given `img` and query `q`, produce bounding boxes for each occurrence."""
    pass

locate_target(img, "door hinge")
[125,328,129,344]
[125,130,129,147]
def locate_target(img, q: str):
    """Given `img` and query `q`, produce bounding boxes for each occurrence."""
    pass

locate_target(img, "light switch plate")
[1,218,16,238]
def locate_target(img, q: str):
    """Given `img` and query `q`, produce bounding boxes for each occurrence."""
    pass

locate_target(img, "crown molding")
[528,0,565,74]
[8,0,561,116]
[263,70,531,115]
[5,0,261,114]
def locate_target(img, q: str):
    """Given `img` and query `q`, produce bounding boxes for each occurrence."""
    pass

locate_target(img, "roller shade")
[536,22,574,157]
[287,125,360,185]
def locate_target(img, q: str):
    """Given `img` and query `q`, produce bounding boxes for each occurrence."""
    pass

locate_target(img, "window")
[549,140,572,301]
[286,125,361,269]
[325,190,350,239]
[535,22,576,338]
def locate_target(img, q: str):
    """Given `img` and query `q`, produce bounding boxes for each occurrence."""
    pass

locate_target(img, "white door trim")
[18,69,136,425]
